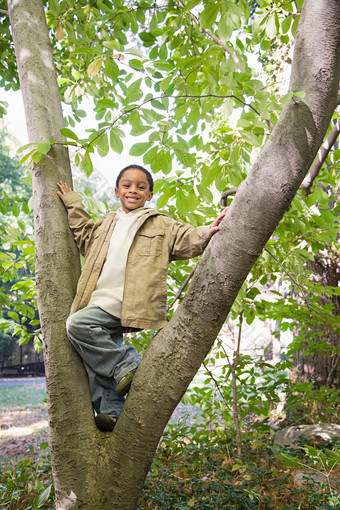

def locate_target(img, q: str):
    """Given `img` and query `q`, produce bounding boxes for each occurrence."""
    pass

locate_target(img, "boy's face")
[115,168,153,213]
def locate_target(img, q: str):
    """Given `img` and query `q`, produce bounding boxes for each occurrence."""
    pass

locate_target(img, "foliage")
[284,383,340,426]
[2,434,338,510]
[276,441,340,508]
[0,131,40,357]
[139,434,340,509]
[183,345,290,438]
[0,443,54,510]
[11,0,303,223]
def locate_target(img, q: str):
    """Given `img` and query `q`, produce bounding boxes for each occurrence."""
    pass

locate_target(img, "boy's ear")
[147,192,154,201]
[115,188,119,198]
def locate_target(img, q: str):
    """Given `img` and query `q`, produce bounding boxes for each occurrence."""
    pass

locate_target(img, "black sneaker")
[115,369,137,397]
[95,413,117,432]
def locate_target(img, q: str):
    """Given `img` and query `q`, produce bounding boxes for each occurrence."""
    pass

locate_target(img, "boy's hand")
[209,207,228,234]
[57,181,72,197]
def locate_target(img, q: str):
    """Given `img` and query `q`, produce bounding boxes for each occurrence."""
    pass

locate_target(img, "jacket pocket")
[135,229,165,256]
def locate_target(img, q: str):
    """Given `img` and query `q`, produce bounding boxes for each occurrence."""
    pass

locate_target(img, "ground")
[0,380,48,467]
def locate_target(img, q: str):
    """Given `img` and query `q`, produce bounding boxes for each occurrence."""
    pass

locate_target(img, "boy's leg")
[84,362,126,419]
[66,305,141,417]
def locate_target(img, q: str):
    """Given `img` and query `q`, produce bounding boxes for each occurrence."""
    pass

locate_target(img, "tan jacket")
[61,192,213,330]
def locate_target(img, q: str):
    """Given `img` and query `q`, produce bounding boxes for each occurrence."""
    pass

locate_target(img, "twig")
[167,266,196,310]
[202,361,232,412]
[231,311,243,455]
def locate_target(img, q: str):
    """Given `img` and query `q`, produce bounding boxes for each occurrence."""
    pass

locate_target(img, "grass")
[0,383,46,407]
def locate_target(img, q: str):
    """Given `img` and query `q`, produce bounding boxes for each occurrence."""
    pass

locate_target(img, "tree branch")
[167,266,196,311]
[300,118,340,195]
[79,92,261,150]
[177,0,246,73]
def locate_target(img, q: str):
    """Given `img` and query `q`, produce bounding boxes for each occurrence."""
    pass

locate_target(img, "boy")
[57,165,227,432]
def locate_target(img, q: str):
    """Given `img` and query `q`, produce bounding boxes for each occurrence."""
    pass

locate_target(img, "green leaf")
[281,15,292,34]
[172,144,196,167]
[157,188,172,209]
[176,188,190,213]
[104,58,119,81]
[80,152,93,176]
[143,146,159,164]
[97,132,109,157]
[130,124,152,136]
[12,202,20,217]
[294,91,306,98]
[281,91,293,105]
[200,3,220,28]
[73,46,102,54]
[48,0,60,15]
[8,311,19,323]
[17,142,34,154]
[129,58,144,70]
[129,142,153,157]
[60,128,79,140]
[157,148,172,174]
[110,130,124,154]
[102,40,120,50]
[36,142,51,155]
[33,484,53,509]
[265,13,277,39]
[218,12,233,43]
[197,183,213,204]
[276,452,302,468]
[18,220,26,232]
[88,58,103,77]
[32,151,44,163]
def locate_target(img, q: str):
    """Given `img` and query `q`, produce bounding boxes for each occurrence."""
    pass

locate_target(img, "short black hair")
[115,164,154,192]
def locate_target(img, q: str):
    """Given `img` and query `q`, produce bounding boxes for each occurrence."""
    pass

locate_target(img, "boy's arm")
[170,208,228,260]
[57,181,103,256]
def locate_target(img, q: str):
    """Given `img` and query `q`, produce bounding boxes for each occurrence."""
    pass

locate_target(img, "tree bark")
[7,0,97,505]
[295,253,340,389]
[7,0,340,508]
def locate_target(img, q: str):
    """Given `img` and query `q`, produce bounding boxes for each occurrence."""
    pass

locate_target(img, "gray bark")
[7,0,94,504]
[7,0,340,508]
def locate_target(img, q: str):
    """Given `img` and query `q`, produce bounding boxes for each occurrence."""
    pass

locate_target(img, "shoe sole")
[115,369,136,397]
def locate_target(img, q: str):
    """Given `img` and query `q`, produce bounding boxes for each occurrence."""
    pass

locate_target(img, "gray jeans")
[66,305,141,418]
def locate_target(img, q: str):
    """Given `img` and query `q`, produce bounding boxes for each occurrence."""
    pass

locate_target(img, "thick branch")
[111,2,340,508]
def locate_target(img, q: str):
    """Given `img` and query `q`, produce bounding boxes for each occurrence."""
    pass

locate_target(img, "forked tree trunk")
[7,0,340,508]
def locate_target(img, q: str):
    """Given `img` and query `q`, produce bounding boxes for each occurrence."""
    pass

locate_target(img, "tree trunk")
[8,0,340,508]
[295,253,340,388]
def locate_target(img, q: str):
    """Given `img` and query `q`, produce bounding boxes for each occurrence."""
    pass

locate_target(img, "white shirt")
[88,207,151,318]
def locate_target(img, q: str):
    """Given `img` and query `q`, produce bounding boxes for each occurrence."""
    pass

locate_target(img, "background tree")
[3,0,340,508]
[0,129,39,369]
